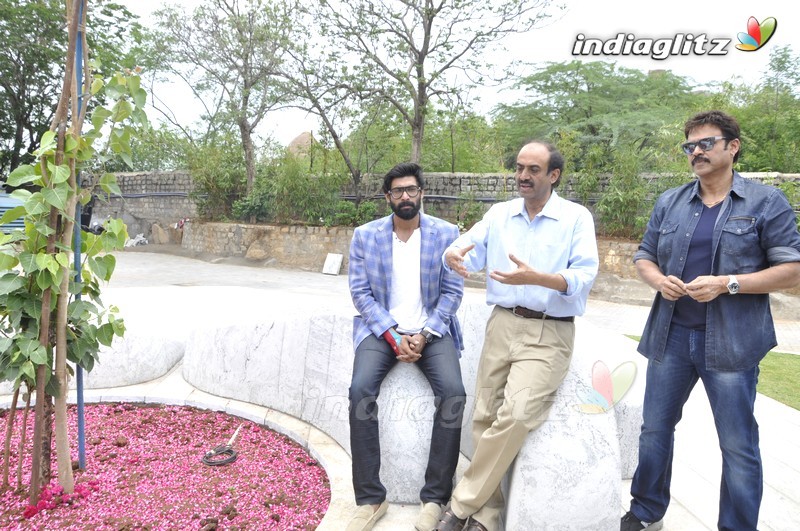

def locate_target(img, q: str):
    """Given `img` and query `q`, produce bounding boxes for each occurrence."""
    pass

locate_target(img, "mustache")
[692,156,710,166]
[397,201,416,209]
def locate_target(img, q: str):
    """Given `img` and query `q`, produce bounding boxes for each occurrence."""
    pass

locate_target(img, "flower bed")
[0,403,330,529]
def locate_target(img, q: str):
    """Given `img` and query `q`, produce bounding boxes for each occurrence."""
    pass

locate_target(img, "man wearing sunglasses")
[622,110,800,531]
[347,162,466,531]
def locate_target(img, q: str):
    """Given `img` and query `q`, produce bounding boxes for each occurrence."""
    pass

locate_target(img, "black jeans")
[349,333,466,505]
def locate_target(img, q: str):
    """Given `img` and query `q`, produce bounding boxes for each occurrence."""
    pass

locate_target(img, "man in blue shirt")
[434,141,599,531]
[621,111,800,531]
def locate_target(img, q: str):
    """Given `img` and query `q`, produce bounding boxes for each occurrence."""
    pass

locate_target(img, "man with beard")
[346,162,466,531]
[621,111,800,531]
[435,141,599,531]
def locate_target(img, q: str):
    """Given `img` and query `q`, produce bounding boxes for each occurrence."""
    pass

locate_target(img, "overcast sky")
[119,0,795,145]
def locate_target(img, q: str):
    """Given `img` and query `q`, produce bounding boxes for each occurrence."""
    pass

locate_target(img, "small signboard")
[322,253,344,275]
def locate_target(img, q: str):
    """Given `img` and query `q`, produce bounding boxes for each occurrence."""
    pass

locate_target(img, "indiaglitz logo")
[735,16,778,51]
[572,15,778,60]
[572,32,731,61]
[575,361,637,414]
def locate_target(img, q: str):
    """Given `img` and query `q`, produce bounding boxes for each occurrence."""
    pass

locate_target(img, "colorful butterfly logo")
[575,360,637,414]
[735,16,777,52]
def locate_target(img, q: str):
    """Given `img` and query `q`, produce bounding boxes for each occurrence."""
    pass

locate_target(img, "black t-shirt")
[672,202,722,330]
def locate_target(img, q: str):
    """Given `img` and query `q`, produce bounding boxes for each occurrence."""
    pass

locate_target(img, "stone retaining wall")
[181,221,639,278]
[181,222,800,299]
[92,171,196,241]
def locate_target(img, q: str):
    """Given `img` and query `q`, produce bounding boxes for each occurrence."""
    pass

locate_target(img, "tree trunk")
[28,202,59,505]
[17,387,32,491]
[28,362,48,505]
[2,387,20,491]
[239,119,256,195]
[41,395,53,486]
[53,147,78,494]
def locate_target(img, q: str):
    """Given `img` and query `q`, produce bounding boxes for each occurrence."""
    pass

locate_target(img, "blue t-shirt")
[672,202,722,330]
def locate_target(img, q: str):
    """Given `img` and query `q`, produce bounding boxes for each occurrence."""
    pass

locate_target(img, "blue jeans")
[349,334,465,505]
[630,323,762,530]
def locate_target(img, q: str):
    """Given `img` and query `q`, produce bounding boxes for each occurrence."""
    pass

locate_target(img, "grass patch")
[758,351,800,411]
[623,335,800,411]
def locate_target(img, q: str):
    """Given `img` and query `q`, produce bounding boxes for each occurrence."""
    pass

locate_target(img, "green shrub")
[333,200,378,226]
[188,136,247,221]
[596,147,650,239]
[455,191,487,231]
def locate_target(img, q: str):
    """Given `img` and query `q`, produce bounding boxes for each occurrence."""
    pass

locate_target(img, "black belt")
[503,306,574,322]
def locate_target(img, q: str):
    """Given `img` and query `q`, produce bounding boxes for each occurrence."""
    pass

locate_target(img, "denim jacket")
[634,172,800,370]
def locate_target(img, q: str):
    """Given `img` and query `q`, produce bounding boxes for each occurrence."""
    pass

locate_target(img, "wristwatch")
[421,329,435,342]
[726,275,740,295]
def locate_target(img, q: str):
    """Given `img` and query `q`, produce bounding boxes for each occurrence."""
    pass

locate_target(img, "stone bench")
[179,303,646,530]
[1,296,645,530]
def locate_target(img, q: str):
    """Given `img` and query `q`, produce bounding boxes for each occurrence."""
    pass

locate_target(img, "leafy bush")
[595,146,650,239]
[188,135,247,221]
[455,191,487,231]
[333,200,378,226]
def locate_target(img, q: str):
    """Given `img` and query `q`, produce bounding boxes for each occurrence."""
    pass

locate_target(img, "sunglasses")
[681,136,729,155]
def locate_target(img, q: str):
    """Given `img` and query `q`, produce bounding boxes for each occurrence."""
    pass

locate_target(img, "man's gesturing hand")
[444,244,475,278]
[490,254,533,285]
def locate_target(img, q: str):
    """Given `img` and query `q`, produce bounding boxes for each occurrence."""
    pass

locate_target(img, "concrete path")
[3,247,799,530]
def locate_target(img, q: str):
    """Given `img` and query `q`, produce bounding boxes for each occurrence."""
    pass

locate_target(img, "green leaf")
[25,192,51,216]
[0,253,19,271]
[19,252,39,272]
[22,340,48,365]
[100,254,116,280]
[119,152,134,169]
[65,135,79,154]
[133,87,147,109]
[128,75,141,94]
[55,252,71,269]
[0,205,25,225]
[88,256,107,280]
[0,337,12,353]
[33,220,56,237]
[91,77,104,95]
[132,108,150,130]
[37,131,57,155]
[35,269,54,291]
[48,163,71,184]
[99,173,122,196]
[35,253,51,271]
[10,189,32,202]
[96,322,115,346]
[110,126,132,156]
[7,165,39,187]
[111,99,133,122]
[69,300,97,319]
[91,106,113,130]
[0,273,24,295]
[110,315,125,336]
[41,186,69,211]
[21,360,35,382]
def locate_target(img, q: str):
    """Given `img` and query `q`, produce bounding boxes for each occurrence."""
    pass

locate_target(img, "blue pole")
[74,0,86,470]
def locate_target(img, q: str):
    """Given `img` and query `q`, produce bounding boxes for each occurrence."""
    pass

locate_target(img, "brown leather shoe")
[433,504,467,531]
[464,519,488,531]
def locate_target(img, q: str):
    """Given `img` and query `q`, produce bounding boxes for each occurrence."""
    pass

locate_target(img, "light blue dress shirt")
[446,192,599,317]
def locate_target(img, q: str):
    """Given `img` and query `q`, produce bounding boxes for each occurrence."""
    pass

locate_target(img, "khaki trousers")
[451,306,575,530]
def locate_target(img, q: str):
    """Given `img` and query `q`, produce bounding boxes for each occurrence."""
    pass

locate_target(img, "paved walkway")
[3,248,799,530]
